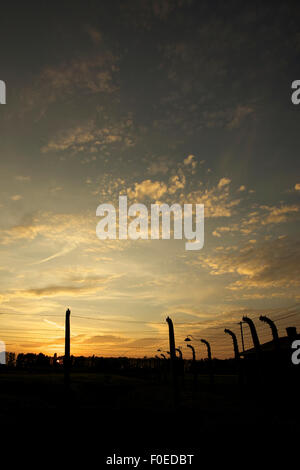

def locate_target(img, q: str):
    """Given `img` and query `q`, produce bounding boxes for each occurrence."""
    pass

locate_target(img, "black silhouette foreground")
[0,309,299,463]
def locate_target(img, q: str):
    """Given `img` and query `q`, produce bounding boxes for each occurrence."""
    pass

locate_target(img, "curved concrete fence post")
[224,329,240,360]
[242,316,261,356]
[259,315,280,350]
[224,329,243,388]
[201,339,214,388]
[187,343,197,391]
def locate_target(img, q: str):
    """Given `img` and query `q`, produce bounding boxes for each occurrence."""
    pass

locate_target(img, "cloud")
[0,212,94,246]
[212,226,233,237]
[195,105,254,130]
[11,195,23,201]
[15,176,31,182]
[43,319,65,330]
[20,52,119,115]
[200,238,300,291]
[226,105,254,129]
[5,274,121,299]
[168,173,186,194]
[183,154,197,169]
[259,204,299,224]
[15,284,101,297]
[184,185,240,218]
[85,25,102,44]
[218,178,231,189]
[147,157,170,175]
[41,119,134,154]
[33,244,78,265]
[82,335,128,344]
[126,165,240,218]
[127,179,168,200]
[42,123,95,152]
[50,186,63,193]
[125,337,162,348]
[211,202,300,239]
[120,0,192,29]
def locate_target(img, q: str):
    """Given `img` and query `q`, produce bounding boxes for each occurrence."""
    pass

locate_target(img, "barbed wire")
[1,303,299,357]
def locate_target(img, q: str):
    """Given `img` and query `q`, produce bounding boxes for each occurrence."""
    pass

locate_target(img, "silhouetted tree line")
[1,311,299,404]
[1,351,240,377]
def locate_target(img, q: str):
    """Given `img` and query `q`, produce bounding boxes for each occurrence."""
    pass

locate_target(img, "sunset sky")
[0,1,299,359]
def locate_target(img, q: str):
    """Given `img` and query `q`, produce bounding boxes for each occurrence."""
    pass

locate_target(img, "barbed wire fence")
[1,303,299,360]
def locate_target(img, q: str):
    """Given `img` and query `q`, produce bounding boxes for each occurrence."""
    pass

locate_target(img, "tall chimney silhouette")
[166,317,176,361]
[259,315,280,350]
[64,308,71,389]
[65,308,71,360]
[166,316,178,401]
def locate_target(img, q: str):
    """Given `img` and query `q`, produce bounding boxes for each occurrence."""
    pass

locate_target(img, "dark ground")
[0,369,298,466]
